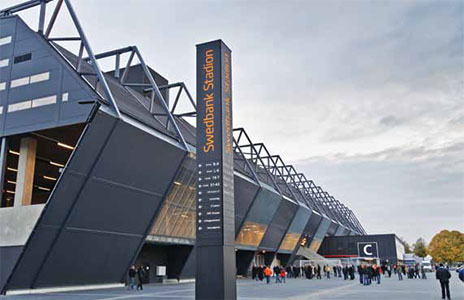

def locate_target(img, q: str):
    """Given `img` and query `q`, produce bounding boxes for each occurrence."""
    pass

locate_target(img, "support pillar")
[14,137,37,207]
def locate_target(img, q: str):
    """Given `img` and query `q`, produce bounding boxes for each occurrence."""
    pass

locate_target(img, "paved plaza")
[3,275,463,300]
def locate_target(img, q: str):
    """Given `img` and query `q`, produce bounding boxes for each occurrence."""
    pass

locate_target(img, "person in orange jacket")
[263,266,272,284]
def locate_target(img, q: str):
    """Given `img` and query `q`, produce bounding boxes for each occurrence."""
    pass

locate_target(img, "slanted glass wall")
[279,207,311,252]
[308,217,331,252]
[236,185,281,248]
[150,156,196,239]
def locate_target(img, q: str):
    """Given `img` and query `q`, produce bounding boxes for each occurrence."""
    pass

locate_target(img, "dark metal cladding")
[4,110,185,290]
[195,40,236,300]
[258,197,298,252]
[319,234,403,264]
[234,174,260,235]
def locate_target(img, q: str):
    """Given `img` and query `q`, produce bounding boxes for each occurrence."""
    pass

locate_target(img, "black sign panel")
[358,242,379,258]
[196,40,236,300]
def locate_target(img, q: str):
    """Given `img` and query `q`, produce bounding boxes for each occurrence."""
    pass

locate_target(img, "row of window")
[10,71,50,88]
[0,92,69,114]
[1,71,50,91]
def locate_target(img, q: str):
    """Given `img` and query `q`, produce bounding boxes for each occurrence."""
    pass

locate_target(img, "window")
[30,72,49,84]
[8,100,31,112]
[8,94,57,113]
[10,72,50,88]
[0,106,3,114]
[13,53,32,64]
[32,95,56,108]
[0,58,9,68]
[62,92,69,102]
[0,36,12,46]
[10,77,29,88]
[0,82,5,91]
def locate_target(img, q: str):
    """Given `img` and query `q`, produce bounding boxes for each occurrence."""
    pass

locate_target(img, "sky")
[4,0,463,245]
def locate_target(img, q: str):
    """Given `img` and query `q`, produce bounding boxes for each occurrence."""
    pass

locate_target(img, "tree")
[413,238,427,258]
[399,237,412,253]
[428,230,464,264]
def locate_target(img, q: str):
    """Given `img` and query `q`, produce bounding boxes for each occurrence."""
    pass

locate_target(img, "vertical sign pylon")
[196,40,236,300]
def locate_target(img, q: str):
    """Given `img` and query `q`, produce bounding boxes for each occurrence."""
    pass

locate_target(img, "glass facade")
[308,217,331,252]
[235,221,267,247]
[236,185,281,248]
[150,156,196,240]
[279,207,311,252]
[279,232,301,251]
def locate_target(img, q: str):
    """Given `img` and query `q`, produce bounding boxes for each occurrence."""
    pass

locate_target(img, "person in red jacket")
[280,269,287,283]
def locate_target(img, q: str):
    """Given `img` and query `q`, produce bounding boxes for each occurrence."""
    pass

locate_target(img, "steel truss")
[0,0,191,150]
[0,0,366,235]
[233,128,364,234]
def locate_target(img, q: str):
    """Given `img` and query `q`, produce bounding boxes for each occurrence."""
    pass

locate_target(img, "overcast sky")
[5,0,463,245]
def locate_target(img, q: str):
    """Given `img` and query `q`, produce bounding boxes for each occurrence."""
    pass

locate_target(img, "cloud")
[294,141,464,244]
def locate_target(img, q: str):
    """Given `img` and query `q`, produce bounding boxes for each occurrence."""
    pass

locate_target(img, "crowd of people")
[251,263,358,283]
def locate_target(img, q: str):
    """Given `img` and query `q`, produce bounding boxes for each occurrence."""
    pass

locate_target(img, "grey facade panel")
[4,109,185,290]
[259,198,298,251]
[234,175,260,234]
[0,246,23,292]
[327,221,339,236]
[0,16,95,138]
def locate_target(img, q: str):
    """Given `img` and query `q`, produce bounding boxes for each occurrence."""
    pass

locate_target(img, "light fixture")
[174,181,181,186]
[50,161,65,168]
[37,186,51,191]
[8,150,19,155]
[57,142,74,150]
[7,167,17,172]
[6,190,15,194]
[7,180,16,184]
[43,175,57,181]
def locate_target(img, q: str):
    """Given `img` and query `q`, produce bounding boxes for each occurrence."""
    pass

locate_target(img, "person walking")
[252,265,257,281]
[273,265,281,283]
[258,265,264,281]
[421,265,427,279]
[264,266,272,284]
[436,263,451,300]
[398,264,403,281]
[343,265,348,280]
[358,265,364,284]
[280,268,286,283]
[128,265,136,290]
[136,266,145,290]
[316,265,322,279]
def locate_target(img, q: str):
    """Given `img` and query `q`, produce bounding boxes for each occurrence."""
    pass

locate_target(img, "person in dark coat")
[136,266,145,290]
[358,265,364,284]
[258,265,264,281]
[349,265,355,280]
[436,264,452,300]
[316,265,322,279]
[252,265,257,281]
[343,265,348,280]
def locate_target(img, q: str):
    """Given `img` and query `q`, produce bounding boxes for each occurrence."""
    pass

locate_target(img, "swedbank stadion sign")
[196,40,234,246]
[196,39,236,300]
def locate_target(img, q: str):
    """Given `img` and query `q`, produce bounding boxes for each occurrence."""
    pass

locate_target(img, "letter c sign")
[358,242,378,258]
[363,244,373,255]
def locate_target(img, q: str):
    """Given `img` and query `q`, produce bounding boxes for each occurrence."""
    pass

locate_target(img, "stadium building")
[0,0,366,294]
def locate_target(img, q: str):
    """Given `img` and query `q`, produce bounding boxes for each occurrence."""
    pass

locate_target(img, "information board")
[195,40,236,300]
